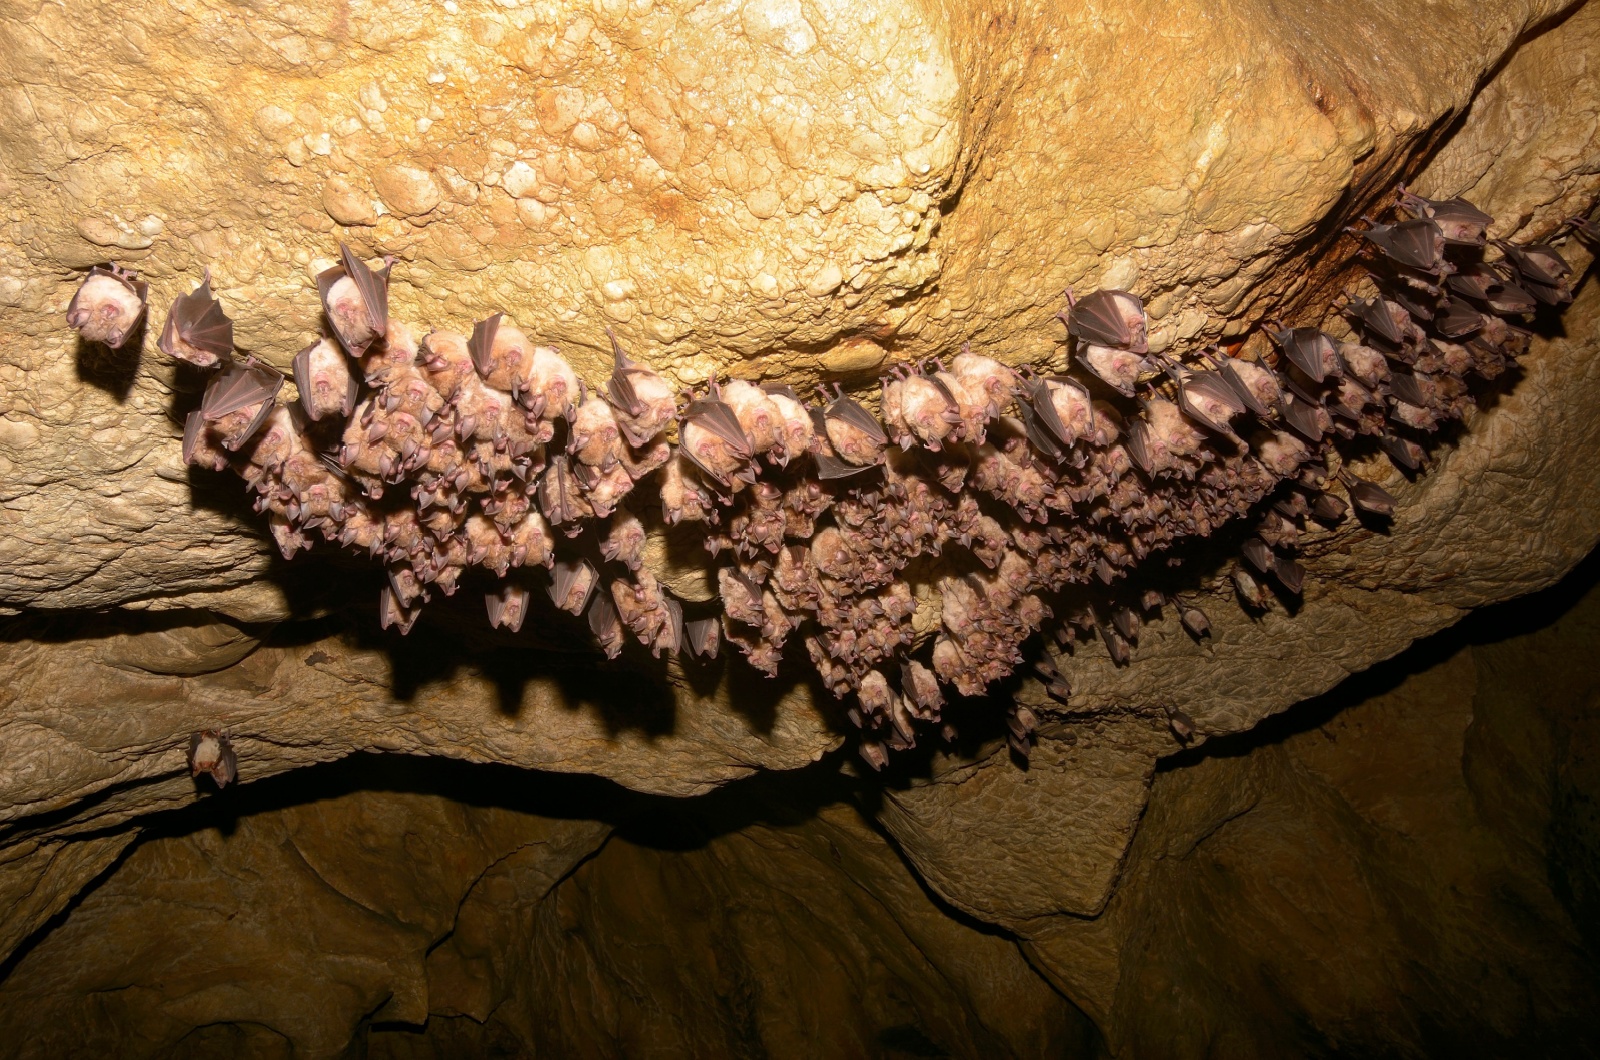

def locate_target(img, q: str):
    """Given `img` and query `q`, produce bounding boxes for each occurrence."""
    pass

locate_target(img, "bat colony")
[68,189,1596,769]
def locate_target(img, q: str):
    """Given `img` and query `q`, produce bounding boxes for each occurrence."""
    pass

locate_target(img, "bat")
[1178,603,1211,640]
[1273,555,1305,595]
[158,270,234,367]
[899,658,944,718]
[718,566,767,627]
[1241,537,1273,576]
[859,741,889,772]
[1065,288,1148,352]
[587,591,625,659]
[720,379,783,458]
[950,349,1019,419]
[570,386,625,470]
[1434,299,1485,339]
[656,595,684,657]
[1386,369,1431,408]
[1343,296,1407,348]
[202,361,285,450]
[1232,566,1267,609]
[604,329,678,446]
[549,558,598,615]
[484,584,531,632]
[1340,471,1396,517]
[66,264,148,349]
[1279,393,1330,442]
[182,409,231,471]
[599,506,646,570]
[537,455,595,530]
[1310,490,1348,523]
[1350,217,1447,273]
[187,730,238,788]
[1032,655,1071,702]
[1337,343,1390,389]
[1097,621,1131,666]
[1395,186,1492,245]
[1110,605,1140,642]
[761,384,816,466]
[1076,344,1151,398]
[679,391,754,485]
[317,244,390,353]
[1269,326,1341,385]
[469,313,527,391]
[1380,432,1426,471]
[1167,361,1245,437]
[819,384,888,466]
[293,338,359,421]
[1493,239,1570,289]
[685,616,721,659]
[1166,707,1195,742]
[418,330,477,402]
[378,585,421,634]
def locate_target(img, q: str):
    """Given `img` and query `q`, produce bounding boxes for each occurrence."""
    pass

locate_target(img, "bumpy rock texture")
[3,0,1600,1054]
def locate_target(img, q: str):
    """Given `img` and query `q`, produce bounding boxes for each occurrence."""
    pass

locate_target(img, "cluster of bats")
[67,189,1596,771]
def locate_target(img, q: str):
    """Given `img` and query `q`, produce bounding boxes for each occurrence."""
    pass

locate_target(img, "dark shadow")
[73,326,145,404]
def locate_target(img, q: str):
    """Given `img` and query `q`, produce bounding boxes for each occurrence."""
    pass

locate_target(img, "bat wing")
[340,244,390,336]
[686,616,720,658]
[1349,479,1396,516]
[813,451,879,480]
[604,329,649,417]
[1280,395,1325,442]
[587,590,620,644]
[160,274,234,361]
[1067,290,1133,348]
[1274,328,1326,384]
[291,343,319,419]
[1124,420,1153,474]
[761,383,802,403]
[468,313,503,379]
[560,559,598,613]
[1216,362,1270,418]
[202,362,284,419]
[1386,369,1427,407]
[658,596,683,656]
[1435,299,1483,338]
[826,395,888,445]
[1347,298,1403,346]
[684,398,753,456]
[1241,537,1272,574]
[485,590,507,629]
[1016,391,1067,461]
[181,410,212,465]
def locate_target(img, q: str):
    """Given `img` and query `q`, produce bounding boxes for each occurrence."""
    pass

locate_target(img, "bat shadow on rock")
[73,323,146,403]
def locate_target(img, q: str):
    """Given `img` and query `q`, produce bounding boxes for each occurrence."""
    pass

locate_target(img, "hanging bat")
[536,455,595,531]
[317,244,391,354]
[202,361,284,450]
[818,384,888,466]
[1493,239,1571,289]
[685,616,721,659]
[158,270,233,366]
[66,264,148,349]
[761,384,816,466]
[182,409,231,471]
[292,337,358,421]
[187,730,238,788]
[1341,470,1396,516]
[1279,393,1330,442]
[570,385,625,470]
[469,312,530,393]
[1309,489,1347,523]
[680,389,754,485]
[721,379,783,458]
[1395,186,1492,245]
[1337,343,1390,390]
[950,348,1019,419]
[378,585,421,634]
[1032,655,1072,702]
[655,595,684,658]
[1178,602,1211,640]
[418,330,476,401]
[1273,555,1305,595]
[1110,605,1140,641]
[1268,326,1341,385]
[602,328,678,446]
[484,584,532,632]
[1380,432,1426,471]
[549,558,598,615]
[1232,566,1268,609]
[1065,288,1149,352]
[1343,295,1407,348]
[1166,360,1245,437]
[587,590,626,659]
[599,505,646,570]
[899,658,944,718]
[1166,707,1196,742]
[1350,217,1447,274]
[1098,620,1131,666]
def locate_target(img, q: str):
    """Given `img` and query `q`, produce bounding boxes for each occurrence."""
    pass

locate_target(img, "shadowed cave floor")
[3,552,1600,1059]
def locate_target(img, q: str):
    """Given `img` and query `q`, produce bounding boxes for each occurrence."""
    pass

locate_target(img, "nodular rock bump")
[68,190,1598,770]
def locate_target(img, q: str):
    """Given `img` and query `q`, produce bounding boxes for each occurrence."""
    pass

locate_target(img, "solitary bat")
[293,337,359,421]
[202,361,285,450]
[485,584,531,633]
[1065,288,1149,352]
[1232,566,1267,609]
[1178,602,1211,640]
[1240,537,1273,576]
[158,270,234,366]
[317,244,391,354]
[1166,707,1196,742]
[1273,555,1305,595]
[1309,489,1348,523]
[1380,432,1426,471]
[66,264,148,349]
[188,730,237,788]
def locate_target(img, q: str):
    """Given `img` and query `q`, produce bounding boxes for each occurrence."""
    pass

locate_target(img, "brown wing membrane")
[1067,290,1136,348]
[826,394,889,445]
[684,398,753,456]
[468,313,503,379]
[159,272,234,364]
[202,362,284,419]
[813,451,879,480]
[686,617,721,659]
[605,328,646,417]
[587,591,622,650]
[550,558,598,615]
[340,244,390,336]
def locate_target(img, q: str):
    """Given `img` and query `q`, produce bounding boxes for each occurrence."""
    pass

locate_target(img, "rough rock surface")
[2,0,1600,1054]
